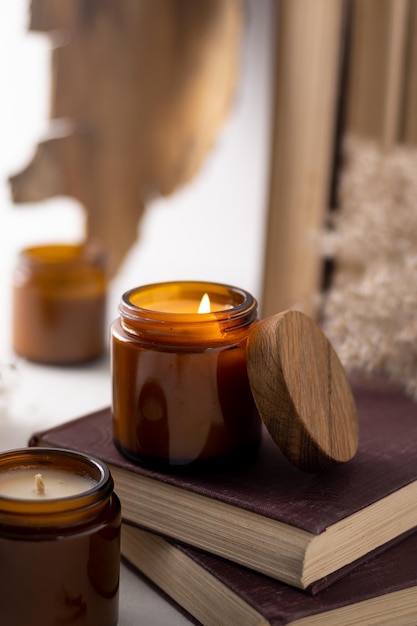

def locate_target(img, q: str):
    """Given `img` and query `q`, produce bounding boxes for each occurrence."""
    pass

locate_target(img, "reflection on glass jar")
[0,448,120,626]
[111,281,261,468]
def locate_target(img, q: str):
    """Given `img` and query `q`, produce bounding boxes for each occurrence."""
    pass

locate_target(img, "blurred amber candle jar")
[12,242,107,364]
[111,281,262,467]
[0,447,120,626]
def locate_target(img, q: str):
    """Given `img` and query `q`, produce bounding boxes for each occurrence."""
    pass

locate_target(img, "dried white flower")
[322,136,417,399]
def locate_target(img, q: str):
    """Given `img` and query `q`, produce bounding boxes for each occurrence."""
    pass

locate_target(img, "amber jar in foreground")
[111,281,261,468]
[0,448,120,626]
[12,242,107,364]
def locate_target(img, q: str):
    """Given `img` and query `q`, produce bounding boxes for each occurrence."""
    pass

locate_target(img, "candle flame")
[198,293,211,314]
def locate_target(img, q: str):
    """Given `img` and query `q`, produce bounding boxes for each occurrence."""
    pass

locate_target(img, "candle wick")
[35,472,46,495]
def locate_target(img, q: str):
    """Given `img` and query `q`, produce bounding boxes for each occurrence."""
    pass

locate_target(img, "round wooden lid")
[246,310,359,472]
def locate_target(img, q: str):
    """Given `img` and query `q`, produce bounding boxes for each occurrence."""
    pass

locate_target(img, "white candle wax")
[0,467,97,500]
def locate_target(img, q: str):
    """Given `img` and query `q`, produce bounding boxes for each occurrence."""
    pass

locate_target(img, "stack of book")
[31,383,417,625]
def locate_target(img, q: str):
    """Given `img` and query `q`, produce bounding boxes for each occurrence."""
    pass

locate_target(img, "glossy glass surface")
[12,242,107,364]
[0,448,120,626]
[112,281,261,467]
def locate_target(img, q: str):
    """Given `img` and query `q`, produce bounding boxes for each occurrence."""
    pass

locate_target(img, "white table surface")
[0,353,193,626]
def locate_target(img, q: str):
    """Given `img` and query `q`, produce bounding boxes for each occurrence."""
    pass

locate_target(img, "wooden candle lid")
[247,310,359,472]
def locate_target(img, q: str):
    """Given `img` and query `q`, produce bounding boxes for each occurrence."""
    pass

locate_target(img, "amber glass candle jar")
[0,448,120,626]
[12,242,107,364]
[111,281,261,467]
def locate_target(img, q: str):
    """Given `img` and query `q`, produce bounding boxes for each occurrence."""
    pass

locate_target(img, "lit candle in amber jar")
[111,281,261,467]
[0,448,120,626]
